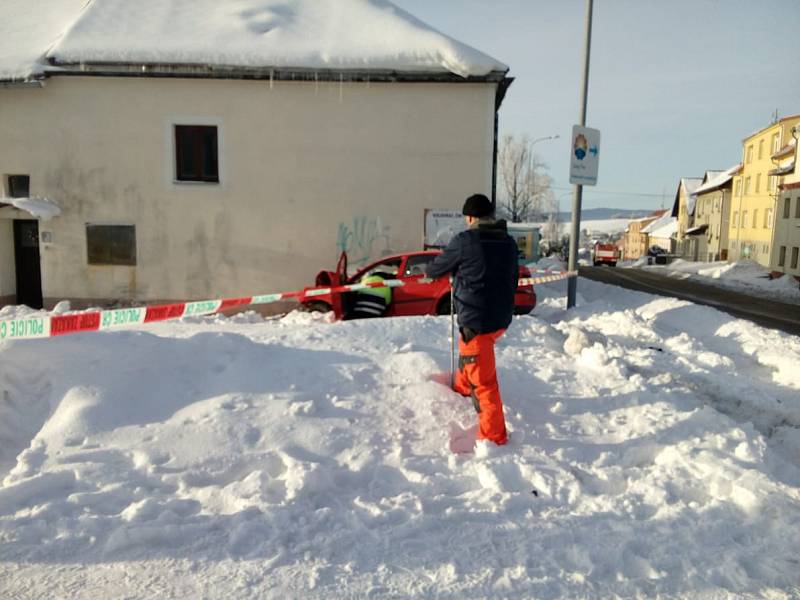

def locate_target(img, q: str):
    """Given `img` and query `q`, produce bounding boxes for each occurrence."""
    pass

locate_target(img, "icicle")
[339,73,343,103]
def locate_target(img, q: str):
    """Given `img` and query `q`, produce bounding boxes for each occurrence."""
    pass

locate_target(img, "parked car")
[301,251,536,318]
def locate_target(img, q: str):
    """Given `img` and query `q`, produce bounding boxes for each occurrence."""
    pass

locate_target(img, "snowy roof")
[695,164,740,195]
[1,0,508,82]
[682,178,703,216]
[641,213,677,238]
[0,0,87,82]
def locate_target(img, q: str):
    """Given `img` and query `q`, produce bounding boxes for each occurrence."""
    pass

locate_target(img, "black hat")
[462,193,493,218]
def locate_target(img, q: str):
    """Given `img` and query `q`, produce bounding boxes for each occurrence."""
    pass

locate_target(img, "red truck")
[593,243,618,267]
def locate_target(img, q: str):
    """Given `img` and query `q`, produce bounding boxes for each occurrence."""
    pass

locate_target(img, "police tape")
[0,270,577,341]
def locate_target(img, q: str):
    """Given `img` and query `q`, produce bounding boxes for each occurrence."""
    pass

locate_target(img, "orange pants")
[453,329,508,445]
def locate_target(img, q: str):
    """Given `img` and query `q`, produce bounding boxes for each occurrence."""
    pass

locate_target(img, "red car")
[301,251,536,318]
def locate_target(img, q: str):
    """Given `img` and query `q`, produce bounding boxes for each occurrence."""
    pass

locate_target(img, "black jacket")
[426,220,519,333]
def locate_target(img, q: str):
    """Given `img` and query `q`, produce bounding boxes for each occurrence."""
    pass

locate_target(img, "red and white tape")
[0,271,576,341]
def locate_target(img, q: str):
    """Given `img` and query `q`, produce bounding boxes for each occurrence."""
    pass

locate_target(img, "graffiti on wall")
[337,216,392,267]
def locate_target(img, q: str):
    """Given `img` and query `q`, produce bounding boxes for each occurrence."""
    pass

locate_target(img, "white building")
[0,0,511,309]
[769,130,800,279]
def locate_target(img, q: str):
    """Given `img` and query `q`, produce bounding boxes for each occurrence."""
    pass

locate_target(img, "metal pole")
[449,276,456,388]
[567,0,594,309]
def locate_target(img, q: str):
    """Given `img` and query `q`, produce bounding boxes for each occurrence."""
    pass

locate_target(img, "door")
[392,254,440,316]
[13,220,43,308]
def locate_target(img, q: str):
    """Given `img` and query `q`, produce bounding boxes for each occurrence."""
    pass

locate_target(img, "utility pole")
[567,0,594,309]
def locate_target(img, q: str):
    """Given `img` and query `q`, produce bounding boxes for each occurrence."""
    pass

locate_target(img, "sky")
[392,0,800,212]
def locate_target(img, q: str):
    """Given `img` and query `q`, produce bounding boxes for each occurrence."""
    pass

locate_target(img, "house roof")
[685,224,709,236]
[670,177,703,217]
[695,164,740,195]
[741,114,800,143]
[0,0,86,83]
[641,213,677,237]
[1,0,508,82]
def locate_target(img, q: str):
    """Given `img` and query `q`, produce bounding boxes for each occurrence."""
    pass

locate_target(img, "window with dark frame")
[792,247,799,270]
[785,198,792,218]
[778,246,786,267]
[7,175,30,198]
[796,196,800,219]
[175,125,219,183]
[87,224,137,266]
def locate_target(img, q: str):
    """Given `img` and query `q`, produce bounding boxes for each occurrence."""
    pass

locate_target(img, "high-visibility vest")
[360,274,392,304]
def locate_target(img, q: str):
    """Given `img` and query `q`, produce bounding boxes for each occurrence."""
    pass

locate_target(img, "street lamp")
[528,135,559,223]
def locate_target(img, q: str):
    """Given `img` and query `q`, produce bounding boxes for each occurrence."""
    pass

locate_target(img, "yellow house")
[728,115,800,266]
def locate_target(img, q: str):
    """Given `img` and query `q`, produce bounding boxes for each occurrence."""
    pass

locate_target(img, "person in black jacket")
[425,193,519,446]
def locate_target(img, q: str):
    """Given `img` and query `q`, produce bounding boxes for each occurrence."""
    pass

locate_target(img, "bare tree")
[498,134,554,223]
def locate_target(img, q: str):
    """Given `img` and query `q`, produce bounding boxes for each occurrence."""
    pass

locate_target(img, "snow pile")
[46,0,506,78]
[1,280,800,597]
[636,259,800,303]
[528,256,567,272]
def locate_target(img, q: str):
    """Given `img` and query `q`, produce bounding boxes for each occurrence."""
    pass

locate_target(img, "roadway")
[579,266,800,336]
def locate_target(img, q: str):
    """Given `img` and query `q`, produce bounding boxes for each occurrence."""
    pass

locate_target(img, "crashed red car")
[301,251,536,319]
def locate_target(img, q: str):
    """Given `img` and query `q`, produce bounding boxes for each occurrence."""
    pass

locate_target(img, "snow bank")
[634,259,800,303]
[1,280,800,598]
[47,0,507,78]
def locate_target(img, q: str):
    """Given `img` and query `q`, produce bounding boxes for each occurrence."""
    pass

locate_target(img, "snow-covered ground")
[625,258,800,304]
[2,279,800,598]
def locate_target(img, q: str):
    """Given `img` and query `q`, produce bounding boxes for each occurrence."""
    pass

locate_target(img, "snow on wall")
[44,0,507,78]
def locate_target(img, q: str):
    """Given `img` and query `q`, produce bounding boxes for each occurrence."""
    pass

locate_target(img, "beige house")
[670,177,703,259]
[622,211,663,260]
[640,212,677,255]
[0,1,511,309]
[769,128,800,280]
[689,165,738,262]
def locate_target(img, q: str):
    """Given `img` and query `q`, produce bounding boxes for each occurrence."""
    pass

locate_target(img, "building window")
[779,246,787,267]
[746,145,753,164]
[785,197,792,218]
[87,224,137,266]
[766,208,773,228]
[758,139,764,159]
[175,125,219,183]
[733,211,738,227]
[770,176,777,194]
[795,196,800,218]
[772,132,780,154]
[753,209,758,228]
[793,247,799,270]
[744,177,751,195]
[6,174,30,197]
[734,179,741,197]
[742,210,748,228]
[755,173,761,193]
